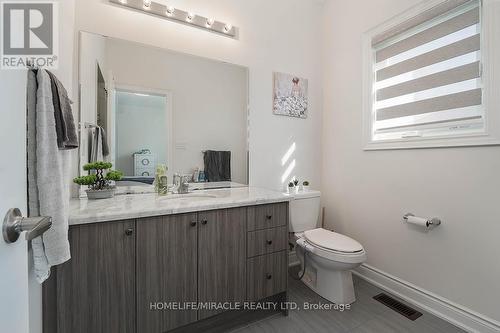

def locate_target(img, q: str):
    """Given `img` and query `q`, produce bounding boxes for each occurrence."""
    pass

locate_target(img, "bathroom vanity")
[42,187,291,333]
[56,30,289,332]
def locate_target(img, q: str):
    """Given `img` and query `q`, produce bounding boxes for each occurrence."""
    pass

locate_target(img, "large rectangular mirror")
[78,31,248,191]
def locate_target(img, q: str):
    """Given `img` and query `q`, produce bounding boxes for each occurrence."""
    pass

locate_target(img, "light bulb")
[224,24,232,33]
[206,18,215,28]
[143,0,151,9]
[186,12,195,22]
[165,6,175,16]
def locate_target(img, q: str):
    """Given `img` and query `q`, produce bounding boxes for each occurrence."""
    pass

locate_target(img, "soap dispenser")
[154,164,168,195]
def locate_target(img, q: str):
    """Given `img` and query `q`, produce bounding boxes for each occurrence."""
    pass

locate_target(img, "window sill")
[363,134,500,150]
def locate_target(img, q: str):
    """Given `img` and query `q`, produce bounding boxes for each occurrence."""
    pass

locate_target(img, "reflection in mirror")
[115,90,169,178]
[78,31,248,193]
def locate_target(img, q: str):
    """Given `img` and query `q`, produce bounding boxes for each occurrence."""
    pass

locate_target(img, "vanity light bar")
[109,0,237,38]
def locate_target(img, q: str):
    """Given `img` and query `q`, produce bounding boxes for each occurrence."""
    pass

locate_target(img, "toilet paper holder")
[403,213,441,230]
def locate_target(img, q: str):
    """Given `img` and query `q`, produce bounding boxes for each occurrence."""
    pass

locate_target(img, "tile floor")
[231,268,465,333]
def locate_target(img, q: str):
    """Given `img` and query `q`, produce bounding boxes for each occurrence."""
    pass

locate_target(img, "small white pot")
[86,188,116,200]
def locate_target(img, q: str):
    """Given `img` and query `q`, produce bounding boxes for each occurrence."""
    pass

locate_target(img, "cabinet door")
[198,208,247,320]
[136,214,198,332]
[44,220,136,333]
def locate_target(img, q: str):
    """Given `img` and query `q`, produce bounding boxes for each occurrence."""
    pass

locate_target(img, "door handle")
[2,208,52,243]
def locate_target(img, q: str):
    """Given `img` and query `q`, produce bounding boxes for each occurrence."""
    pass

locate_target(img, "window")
[363,0,500,149]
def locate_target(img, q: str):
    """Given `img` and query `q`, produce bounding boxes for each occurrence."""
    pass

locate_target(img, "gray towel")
[47,70,78,150]
[29,69,72,283]
[203,150,231,182]
[27,70,39,217]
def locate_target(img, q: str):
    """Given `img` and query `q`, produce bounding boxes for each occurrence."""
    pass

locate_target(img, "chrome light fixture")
[110,0,237,38]
[165,5,174,16]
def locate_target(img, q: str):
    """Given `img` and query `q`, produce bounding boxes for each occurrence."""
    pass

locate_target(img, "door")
[0,71,29,333]
[136,214,198,332]
[44,220,136,333]
[197,208,247,320]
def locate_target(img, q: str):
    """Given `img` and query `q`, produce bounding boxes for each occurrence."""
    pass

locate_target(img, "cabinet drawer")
[134,168,154,177]
[247,203,288,231]
[134,154,155,167]
[247,251,287,301]
[247,226,288,258]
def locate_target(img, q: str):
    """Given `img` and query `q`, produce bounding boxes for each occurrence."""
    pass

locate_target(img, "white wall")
[106,38,248,183]
[322,0,500,324]
[74,0,324,191]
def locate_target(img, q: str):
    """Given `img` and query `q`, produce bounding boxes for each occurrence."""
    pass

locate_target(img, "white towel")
[30,70,71,283]
[27,70,48,282]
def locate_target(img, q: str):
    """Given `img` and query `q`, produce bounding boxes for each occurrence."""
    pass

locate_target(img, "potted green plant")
[302,180,310,191]
[288,181,295,194]
[73,162,123,200]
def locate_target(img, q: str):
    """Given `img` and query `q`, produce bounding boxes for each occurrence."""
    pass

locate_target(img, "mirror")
[78,31,248,190]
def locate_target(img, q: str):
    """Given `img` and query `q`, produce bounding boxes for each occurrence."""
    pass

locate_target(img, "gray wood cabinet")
[43,220,136,333]
[197,208,247,320]
[246,203,288,302]
[43,203,289,333]
[136,213,198,333]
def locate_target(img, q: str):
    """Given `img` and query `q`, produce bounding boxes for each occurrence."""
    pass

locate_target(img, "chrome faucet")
[173,173,190,194]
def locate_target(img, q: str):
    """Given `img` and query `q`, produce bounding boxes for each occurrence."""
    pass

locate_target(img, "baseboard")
[353,264,500,333]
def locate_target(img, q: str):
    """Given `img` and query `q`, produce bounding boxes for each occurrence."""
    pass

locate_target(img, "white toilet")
[290,190,367,305]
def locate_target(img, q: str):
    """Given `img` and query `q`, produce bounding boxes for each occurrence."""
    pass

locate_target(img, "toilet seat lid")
[304,228,363,253]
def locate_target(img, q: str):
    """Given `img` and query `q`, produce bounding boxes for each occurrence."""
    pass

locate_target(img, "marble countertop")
[69,186,292,225]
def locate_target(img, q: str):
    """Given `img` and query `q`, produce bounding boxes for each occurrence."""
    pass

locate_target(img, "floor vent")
[373,293,423,321]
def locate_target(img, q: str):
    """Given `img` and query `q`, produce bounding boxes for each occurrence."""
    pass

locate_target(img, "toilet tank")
[289,190,321,232]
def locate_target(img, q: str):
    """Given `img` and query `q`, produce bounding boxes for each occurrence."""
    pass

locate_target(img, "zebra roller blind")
[371,0,483,141]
